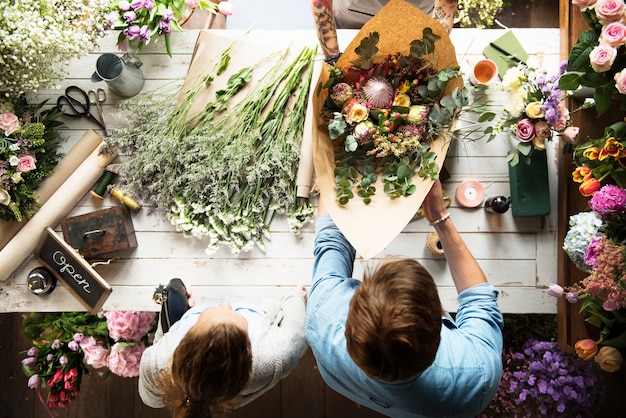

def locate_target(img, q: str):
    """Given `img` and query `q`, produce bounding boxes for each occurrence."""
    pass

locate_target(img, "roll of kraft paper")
[0,141,117,282]
[0,130,104,249]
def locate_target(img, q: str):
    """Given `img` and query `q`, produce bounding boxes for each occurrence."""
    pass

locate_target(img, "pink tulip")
[218,1,235,16]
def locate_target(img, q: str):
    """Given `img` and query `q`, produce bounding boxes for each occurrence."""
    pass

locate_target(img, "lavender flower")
[480,339,599,417]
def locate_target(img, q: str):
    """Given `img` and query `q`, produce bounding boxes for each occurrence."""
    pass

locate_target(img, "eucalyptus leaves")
[322,29,467,205]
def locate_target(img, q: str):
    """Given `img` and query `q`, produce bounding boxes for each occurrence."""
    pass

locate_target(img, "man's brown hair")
[345,257,442,382]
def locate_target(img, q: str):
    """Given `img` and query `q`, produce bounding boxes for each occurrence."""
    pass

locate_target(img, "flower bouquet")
[312,0,464,258]
[21,310,157,409]
[483,61,581,166]
[559,0,626,116]
[479,339,600,417]
[572,120,626,196]
[0,0,109,100]
[0,99,63,223]
[106,0,232,57]
[558,184,626,371]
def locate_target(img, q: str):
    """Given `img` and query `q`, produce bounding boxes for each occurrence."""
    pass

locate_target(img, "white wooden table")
[1,28,561,314]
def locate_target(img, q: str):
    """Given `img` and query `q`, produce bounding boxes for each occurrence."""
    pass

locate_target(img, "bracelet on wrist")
[324,53,342,65]
[429,213,451,227]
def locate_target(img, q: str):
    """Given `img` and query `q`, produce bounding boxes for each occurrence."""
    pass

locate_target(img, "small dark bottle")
[27,267,57,296]
[485,196,511,214]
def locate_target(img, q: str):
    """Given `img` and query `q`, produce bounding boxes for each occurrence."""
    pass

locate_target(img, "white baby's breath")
[0,0,109,99]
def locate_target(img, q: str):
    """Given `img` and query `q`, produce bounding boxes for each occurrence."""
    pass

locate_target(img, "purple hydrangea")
[588,184,626,219]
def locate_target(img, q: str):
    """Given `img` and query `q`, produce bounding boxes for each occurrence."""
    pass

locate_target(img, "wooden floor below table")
[1,312,388,418]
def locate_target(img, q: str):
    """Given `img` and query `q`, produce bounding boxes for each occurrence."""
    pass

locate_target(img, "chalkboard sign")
[35,227,112,313]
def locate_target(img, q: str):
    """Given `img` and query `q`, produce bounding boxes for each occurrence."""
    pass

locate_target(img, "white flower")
[503,87,527,117]
[0,188,11,206]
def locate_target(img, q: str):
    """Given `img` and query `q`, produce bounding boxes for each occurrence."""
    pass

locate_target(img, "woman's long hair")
[157,322,253,418]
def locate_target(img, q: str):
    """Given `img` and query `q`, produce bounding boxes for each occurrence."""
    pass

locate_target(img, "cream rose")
[342,99,369,124]
[0,188,11,206]
[504,87,527,118]
[590,42,618,72]
[615,68,626,94]
[525,101,545,119]
[594,346,623,372]
[0,112,19,136]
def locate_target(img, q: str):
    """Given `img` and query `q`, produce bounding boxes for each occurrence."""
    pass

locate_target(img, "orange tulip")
[575,339,598,361]
[582,146,601,160]
[599,137,623,160]
[572,166,593,183]
[579,177,601,196]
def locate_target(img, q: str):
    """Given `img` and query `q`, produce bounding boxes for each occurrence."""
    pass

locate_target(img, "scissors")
[56,86,107,133]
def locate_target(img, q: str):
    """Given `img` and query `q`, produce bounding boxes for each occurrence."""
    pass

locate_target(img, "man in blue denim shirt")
[306,180,504,418]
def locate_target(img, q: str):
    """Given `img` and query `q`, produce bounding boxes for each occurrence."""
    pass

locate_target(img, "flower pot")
[508,149,551,216]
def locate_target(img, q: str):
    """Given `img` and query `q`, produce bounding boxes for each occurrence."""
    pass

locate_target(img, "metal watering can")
[91,53,145,98]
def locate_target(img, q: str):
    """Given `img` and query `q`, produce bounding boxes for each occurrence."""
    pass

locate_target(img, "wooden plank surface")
[1,28,561,314]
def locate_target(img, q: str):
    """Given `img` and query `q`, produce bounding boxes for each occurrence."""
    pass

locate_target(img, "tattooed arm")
[432,0,458,33]
[311,0,341,62]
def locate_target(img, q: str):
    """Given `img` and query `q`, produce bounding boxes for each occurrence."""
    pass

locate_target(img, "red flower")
[599,137,623,160]
[63,369,78,389]
[579,177,602,196]
[47,370,64,387]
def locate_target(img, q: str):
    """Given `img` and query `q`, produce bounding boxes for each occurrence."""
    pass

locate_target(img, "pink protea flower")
[362,77,394,108]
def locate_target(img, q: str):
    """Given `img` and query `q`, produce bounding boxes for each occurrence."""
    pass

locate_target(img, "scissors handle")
[57,86,90,117]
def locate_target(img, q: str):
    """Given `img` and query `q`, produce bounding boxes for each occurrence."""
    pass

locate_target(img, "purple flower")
[588,184,626,219]
[163,9,174,22]
[123,10,137,23]
[27,347,38,357]
[119,0,131,11]
[27,375,40,389]
[46,354,53,362]
[547,283,564,298]
[139,25,150,41]
[143,0,155,10]
[21,357,35,367]
[73,333,84,342]
[130,0,144,10]
[59,355,68,366]
[583,235,602,269]
[565,291,579,304]
[106,11,120,26]
[158,20,171,34]
[51,339,61,350]
[602,298,619,311]
[123,25,141,40]
[68,340,79,352]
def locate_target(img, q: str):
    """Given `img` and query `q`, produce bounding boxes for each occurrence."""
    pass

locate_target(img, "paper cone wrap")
[312,0,462,259]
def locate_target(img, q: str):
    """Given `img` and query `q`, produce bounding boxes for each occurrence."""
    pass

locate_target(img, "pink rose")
[105,310,156,342]
[562,126,580,144]
[589,42,618,72]
[16,155,36,173]
[535,121,552,140]
[80,336,110,369]
[602,21,626,46]
[218,1,235,16]
[516,118,535,142]
[0,112,19,136]
[615,68,626,94]
[553,103,570,131]
[595,0,626,24]
[107,342,145,377]
[572,0,597,10]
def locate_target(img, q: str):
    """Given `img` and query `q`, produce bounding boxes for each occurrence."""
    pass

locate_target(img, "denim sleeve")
[311,215,356,293]
[455,283,504,353]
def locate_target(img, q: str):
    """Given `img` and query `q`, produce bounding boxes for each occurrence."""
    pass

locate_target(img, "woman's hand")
[185,283,196,308]
[296,284,308,302]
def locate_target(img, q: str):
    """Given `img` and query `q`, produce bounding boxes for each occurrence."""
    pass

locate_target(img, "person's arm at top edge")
[311,0,341,61]
[432,0,458,33]
[421,180,487,293]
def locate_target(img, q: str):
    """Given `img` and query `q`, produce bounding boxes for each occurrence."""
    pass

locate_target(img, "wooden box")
[61,206,137,259]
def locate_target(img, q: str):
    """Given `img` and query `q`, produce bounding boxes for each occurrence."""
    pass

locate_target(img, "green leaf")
[558,72,582,91]
[567,30,597,71]
[594,85,613,117]
[478,112,496,122]
[352,32,379,69]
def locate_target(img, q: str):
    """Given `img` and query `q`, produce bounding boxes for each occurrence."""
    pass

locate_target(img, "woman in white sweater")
[138,285,308,418]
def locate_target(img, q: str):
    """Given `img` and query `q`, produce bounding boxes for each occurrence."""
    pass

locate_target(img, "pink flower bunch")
[105,310,156,342]
[107,342,146,377]
[562,0,626,116]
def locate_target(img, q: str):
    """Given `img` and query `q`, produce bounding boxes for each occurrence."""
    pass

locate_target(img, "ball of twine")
[425,232,445,258]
